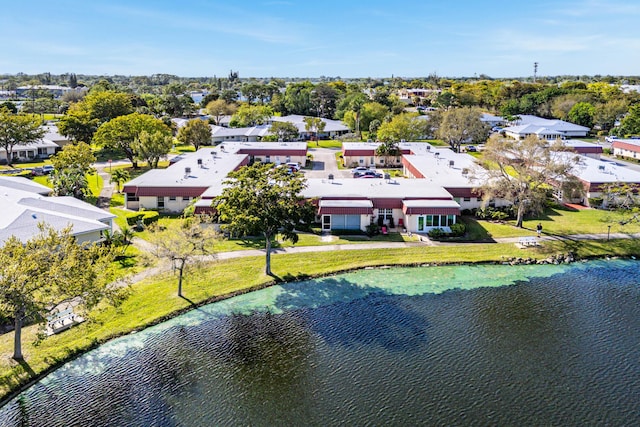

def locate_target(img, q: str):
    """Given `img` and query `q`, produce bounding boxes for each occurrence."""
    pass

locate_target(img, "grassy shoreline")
[1,238,640,405]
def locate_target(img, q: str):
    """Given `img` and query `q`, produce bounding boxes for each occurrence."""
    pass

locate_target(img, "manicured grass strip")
[2,238,640,402]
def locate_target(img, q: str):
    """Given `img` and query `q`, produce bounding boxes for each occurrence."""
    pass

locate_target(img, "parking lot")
[303,148,351,179]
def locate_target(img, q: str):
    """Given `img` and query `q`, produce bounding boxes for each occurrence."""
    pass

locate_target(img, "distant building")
[503,115,590,139]
[15,85,87,99]
[611,138,640,160]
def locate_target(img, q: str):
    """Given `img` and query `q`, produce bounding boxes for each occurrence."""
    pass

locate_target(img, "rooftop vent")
[197,158,203,167]
[426,145,431,151]
[328,174,334,181]
[462,168,469,175]
[185,167,191,176]
[449,160,455,167]
[434,152,440,158]
[598,165,606,171]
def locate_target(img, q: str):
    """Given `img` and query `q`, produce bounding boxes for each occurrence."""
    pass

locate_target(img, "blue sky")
[1,0,639,78]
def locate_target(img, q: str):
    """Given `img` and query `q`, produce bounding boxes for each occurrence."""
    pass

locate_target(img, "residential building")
[123,142,308,213]
[611,138,640,160]
[0,139,58,164]
[0,178,114,245]
[503,115,590,139]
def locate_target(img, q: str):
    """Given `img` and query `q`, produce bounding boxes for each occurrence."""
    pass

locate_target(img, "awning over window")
[318,199,373,215]
[402,199,460,215]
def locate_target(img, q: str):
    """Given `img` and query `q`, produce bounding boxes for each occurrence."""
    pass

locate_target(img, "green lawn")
[309,139,343,149]
[460,205,640,240]
[2,237,640,401]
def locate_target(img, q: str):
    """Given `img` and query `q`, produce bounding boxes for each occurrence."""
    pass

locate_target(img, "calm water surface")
[1,260,639,426]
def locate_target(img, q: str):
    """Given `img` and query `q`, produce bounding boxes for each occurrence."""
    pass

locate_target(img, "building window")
[477,197,482,202]
[169,196,177,201]
[463,197,471,202]
[379,208,393,220]
[359,157,364,164]
[157,197,165,209]
[286,156,291,163]
[126,193,139,202]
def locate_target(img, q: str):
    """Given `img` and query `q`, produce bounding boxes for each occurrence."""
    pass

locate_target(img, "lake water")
[1,260,639,426]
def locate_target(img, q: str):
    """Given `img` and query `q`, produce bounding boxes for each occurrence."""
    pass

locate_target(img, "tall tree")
[93,113,172,168]
[567,102,595,128]
[147,216,219,297]
[376,113,430,142]
[56,108,99,143]
[0,224,126,360]
[215,163,316,276]
[0,108,45,166]
[132,130,174,168]
[206,99,237,125]
[474,134,584,227]
[303,116,326,144]
[269,121,299,141]
[614,104,640,137]
[177,119,212,151]
[375,141,402,166]
[81,90,134,123]
[438,108,490,152]
[229,104,273,127]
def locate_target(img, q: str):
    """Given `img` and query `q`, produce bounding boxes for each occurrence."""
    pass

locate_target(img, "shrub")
[588,197,603,208]
[366,223,380,237]
[125,210,160,226]
[449,223,466,237]
[427,228,445,238]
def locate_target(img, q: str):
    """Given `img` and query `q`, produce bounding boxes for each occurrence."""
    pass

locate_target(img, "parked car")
[355,170,382,178]
[465,145,477,152]
[351,166,370,175]
[605,135,619,143]
[31,167,44,176]
[42,165,55,174]
[285,162,300,172]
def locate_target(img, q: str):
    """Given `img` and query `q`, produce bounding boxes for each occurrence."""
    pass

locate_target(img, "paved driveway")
[304,147,351,179]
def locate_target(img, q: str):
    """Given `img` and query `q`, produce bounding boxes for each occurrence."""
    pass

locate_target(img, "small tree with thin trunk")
[0,224,126,360]
[214,162,316,276]
[110,168,131,193]
[303,116,326,145]
[146,216,219,297]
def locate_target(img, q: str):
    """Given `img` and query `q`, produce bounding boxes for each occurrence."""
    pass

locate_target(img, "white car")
[605,136,618,143]
[285,162,300,172]
[351,166,369,175]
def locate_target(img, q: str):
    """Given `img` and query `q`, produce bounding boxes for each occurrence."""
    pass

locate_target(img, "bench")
[518,236,539,247]
[46,308,84,335]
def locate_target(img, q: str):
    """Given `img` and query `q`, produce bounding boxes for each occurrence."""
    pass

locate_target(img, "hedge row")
[124,210,160,226]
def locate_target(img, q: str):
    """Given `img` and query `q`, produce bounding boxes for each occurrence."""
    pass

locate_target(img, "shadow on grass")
[460,216,496,242]
[179,295,197,307]
[17,360,35,377]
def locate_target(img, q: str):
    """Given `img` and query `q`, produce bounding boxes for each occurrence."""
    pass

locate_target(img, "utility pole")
[533,62,538,83]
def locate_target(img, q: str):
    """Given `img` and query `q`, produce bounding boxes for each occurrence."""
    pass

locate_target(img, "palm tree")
[110,168,130,193]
